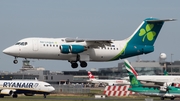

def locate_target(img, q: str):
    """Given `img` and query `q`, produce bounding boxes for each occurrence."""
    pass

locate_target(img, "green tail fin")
[128,18,175,46]
[119,18,175,59]
[164,70,168,75]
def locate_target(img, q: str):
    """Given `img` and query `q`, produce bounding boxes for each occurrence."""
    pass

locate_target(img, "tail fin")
[124,59,142,87]
[88,71,95,79]
[119,18,175,59]
[128,18,175,46]
[164,70,168,75]
[124,59,138,76]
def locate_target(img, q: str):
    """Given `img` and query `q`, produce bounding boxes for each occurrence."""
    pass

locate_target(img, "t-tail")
[88,71,95,80]
[119,18,176,59]
[124,59,142,87]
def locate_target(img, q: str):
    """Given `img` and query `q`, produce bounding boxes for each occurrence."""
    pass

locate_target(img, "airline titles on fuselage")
[3,82,39,88]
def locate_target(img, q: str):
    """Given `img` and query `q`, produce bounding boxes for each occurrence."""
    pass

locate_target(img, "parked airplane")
[124,59,180,85]
[0,80,55,98]
[3,18,175,68]
[87,71,130,85]
[126,62,180,100]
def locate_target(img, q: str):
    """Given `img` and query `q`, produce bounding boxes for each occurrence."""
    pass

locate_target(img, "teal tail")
[124,59,142,87]
[120,18,175,59]
[164,70,168,75]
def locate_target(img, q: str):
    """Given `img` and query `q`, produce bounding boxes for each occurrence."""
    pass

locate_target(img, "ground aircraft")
[3,18,175,68]
[124,59,180,86]
[125,60,180,100]
[87,71,130,86]
[0,79,55,98]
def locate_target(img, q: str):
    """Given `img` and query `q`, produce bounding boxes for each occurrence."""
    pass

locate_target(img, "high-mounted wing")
[65,38,114,48]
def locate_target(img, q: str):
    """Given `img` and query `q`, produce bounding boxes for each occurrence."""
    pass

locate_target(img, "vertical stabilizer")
[88,71,95,79]
[124,59,142,87]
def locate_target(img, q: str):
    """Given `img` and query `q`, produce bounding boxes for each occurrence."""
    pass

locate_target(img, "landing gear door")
[32,39,39,51]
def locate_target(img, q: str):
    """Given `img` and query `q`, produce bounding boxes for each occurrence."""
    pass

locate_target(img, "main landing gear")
[43,94,47,98]
[71,61,87,68]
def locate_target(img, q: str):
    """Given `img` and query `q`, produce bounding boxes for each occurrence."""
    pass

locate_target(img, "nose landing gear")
[13,57,18,64]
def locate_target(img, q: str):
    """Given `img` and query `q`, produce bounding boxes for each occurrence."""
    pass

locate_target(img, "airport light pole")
[171,53,173,75]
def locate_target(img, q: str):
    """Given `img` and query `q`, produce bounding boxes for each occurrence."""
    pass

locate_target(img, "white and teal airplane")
[0,80,55,98]
[3,18,175,68]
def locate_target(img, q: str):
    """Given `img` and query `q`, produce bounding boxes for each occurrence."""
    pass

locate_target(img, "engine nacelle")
[59,45,70,54]
[0,89,12,96]
[159,86,167,92]
[69,45,87,54]
[60,45,87,54]
[24,93,35,96]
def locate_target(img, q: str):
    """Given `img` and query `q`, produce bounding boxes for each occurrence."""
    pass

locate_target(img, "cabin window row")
[43,44,59,47]
[99,47,118,50]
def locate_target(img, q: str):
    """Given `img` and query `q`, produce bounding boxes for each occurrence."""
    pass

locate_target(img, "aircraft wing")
[65,38,113,47]
[139,79,171,86]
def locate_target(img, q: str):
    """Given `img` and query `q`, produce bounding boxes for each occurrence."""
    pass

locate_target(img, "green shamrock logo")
[139,24,156,42]
[131,77,138,85]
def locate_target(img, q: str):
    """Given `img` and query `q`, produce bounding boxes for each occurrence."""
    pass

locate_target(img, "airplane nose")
[3,46,19,56]
[3,47,11,54]
[50,87,55,92]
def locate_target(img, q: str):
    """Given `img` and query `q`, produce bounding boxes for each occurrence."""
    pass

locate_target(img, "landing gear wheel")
[80,61,87,68]
[170,97,175,100]
[71,62,78,68]
[12,94,18,98]
[13,60,18,64]
[161,97,164,100]
[43,94,47,98]
[0,95,4,98]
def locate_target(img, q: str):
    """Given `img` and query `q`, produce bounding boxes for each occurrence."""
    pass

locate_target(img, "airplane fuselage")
[88,79,130,85]
[5,38,126,61]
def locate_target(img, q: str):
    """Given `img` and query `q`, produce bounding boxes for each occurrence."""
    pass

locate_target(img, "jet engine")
[59,45,70,54]
[69,45,87,54]
[60,45,87,54]
[0,89,13,96]
[159,86,167,92]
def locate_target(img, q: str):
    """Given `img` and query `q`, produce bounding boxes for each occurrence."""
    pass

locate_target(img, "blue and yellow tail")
[120,18,175,59]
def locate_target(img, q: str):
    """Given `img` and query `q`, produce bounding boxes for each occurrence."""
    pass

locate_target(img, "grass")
[0,94,164,101]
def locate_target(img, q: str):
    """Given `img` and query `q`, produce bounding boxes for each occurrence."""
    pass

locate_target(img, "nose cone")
[50,87,55,92]
[3,46,19,56]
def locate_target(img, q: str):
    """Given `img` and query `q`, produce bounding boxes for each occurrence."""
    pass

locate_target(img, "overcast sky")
[0,0,180,72]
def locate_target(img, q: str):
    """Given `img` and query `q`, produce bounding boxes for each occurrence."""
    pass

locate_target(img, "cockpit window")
[44,85,51,87]
[15,42,28,46]
[20,42,25,45]
[15,42,21,45]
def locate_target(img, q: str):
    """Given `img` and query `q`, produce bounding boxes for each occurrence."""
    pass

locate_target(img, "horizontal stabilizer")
[146,18,176,22]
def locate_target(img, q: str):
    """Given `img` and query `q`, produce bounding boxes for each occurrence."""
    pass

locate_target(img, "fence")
[52,84,90,93]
